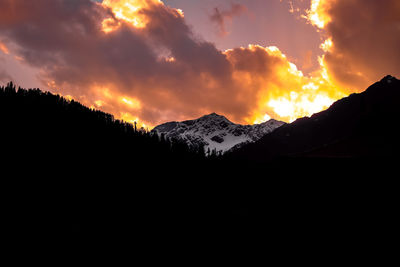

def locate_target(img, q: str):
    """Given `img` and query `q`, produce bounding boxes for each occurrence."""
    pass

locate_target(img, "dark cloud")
[210,3,247,36]
[0,0,346,125]
[316,0,400,91]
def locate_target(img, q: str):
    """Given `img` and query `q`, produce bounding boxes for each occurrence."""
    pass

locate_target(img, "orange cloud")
[2,0,393,128]
[304,0,333,29]
[305,0,400,92]
[0,41,9,55]
[224,45,345,122]
[101,0,183,32]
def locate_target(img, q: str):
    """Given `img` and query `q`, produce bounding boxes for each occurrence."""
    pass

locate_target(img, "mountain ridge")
[227,75,400,161]
[1,77,398,247]
[153,112,285,154]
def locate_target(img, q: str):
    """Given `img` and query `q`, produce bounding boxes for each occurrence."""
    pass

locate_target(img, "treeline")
[1,81,247,245]
[1,81,393,249]
[0,81,205,173]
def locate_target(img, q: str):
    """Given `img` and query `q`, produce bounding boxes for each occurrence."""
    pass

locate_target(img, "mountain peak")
[200,112,228,120]
[381,75,398,83]
[197,112,234,126]
[153,113,285,153]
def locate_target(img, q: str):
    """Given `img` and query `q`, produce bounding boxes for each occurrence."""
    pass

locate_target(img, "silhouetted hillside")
[227,75,400,162]
[1,81,205,172]
[0,82,218,246]
[1,80,397,253]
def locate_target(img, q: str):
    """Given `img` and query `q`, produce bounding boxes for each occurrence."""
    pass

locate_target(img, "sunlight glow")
[64,95,74,101]
[253,113,272,124]
[320,38,333,52]
[302,82,319,91]
[102,17,121,33]
[121,96,141,109]
[79,0,348,127]
[101,0,183,33]
[165,56,176,62]
[268,92,336,122]
[224,44,346,124]
[102,0,154,29]
[120,112,150,129]
[175,9,184,17]
[304,0,332,29]
[74,85,148,128]
[288,62,304,77]
[94,100,104,107]
[0,41,9,55]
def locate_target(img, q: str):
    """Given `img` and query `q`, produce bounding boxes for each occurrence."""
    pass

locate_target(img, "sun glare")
[305,0,332,29]
[320,38,333,52]
[101,0,155,31]
[70,1,346,126]
[101,0,183,33]
[253,113,272,124]
[268,92,336,122]
[121,96,141,109]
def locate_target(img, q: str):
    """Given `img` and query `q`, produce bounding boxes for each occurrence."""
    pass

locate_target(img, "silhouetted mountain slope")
[0,82,214,243]
[228,75,400,161]
[0,82,204,171]
[1,80,397,253]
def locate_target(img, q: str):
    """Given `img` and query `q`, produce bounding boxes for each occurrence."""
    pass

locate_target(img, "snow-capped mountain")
[152,113,285,153]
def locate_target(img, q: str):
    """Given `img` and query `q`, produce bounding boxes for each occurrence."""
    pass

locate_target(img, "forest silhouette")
[1,81,206,169]
[0,81,254,247]
[1,81,397,251]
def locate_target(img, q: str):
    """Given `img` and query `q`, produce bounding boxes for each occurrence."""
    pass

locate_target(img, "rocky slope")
[153,113,285,154]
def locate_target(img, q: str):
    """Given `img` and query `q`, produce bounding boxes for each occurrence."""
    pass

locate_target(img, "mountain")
[152,112,285,154]
[228,75,400,161]
[1,80,398,249]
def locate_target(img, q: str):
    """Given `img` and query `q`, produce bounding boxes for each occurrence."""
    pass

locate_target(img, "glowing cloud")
[102,0,156,29]
[224,44,344,123]
[304,0,332,29]
[101,0,183,32]
[0,41,9,55]
[305,0,400,92]
[3,0,395,128]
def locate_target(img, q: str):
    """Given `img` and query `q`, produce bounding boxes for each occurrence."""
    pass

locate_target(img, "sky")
[0,0,399,127]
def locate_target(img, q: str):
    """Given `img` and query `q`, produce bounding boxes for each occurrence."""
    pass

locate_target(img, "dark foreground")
[1,82,398,258]
[4,156,398,256]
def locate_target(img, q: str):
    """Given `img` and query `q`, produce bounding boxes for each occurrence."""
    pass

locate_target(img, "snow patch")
[153,113,285,154]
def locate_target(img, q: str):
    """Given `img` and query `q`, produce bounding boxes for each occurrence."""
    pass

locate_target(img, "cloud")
[225,45,345,122]
[0,40,9,55]
[0,69,13,83]
[210,3,247,36]
[0,0,351,126]
[0,41,13,82]
[306,0,400,92]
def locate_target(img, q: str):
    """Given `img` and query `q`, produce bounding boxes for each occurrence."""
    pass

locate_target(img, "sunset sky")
[0,0,399,127]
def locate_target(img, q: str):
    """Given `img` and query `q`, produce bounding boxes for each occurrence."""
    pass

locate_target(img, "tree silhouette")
[2,80,394,250]
[0,82,205,171]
